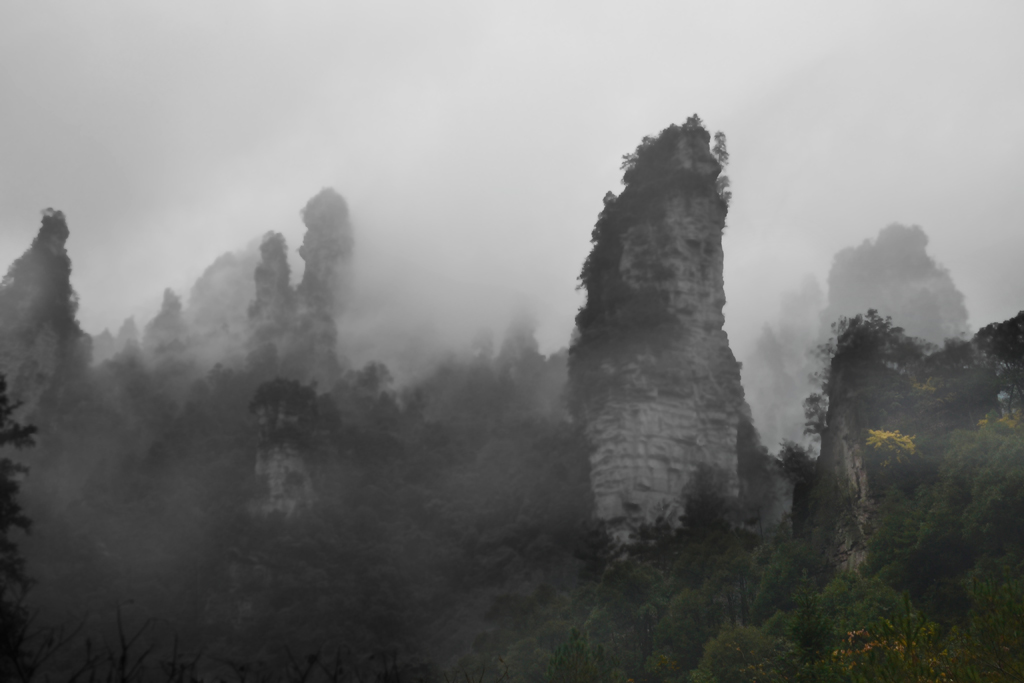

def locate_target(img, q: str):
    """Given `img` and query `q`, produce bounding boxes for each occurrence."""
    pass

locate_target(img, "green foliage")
[817,574,902,639]
[6,203,1024,683]
[546,628,620,683]
[804,310,925,439]
[694,625,774,683]
[477,308,1024,683]
[862,422,1024,621]
[748,533,818,623]
[843,595,950,683]
[712,132,729,168]
[0,376,34,586]
[588,560,668,676]
[788,589,834,670]
[808,311,998,451]
[0,374,35,680]
[958,576,1024,681]
[249,377,319,446]
[10,311,592,675]
[976,309,1024,414]
[0,376,36,451]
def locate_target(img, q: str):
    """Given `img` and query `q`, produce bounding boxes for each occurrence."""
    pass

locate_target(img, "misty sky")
[2,1,1022,359]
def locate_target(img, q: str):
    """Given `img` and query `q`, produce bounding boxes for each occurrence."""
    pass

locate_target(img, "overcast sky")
[2,0,1022,360]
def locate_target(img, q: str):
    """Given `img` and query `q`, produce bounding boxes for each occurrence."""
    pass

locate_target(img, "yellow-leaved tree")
[865,430,916,467]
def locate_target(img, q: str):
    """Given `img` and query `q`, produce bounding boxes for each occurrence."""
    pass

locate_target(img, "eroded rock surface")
[570,117,751,539]
[816,374,876,571]
[249,379,318,517]
[254,441,316,517]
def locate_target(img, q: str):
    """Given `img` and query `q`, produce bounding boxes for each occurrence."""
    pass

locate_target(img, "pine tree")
[0,373,36,655]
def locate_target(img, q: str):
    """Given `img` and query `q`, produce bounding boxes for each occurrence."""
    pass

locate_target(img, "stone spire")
[0,209,86,414]
[293,188,353,384]
[569,116,751,540]
[248,231,296,354]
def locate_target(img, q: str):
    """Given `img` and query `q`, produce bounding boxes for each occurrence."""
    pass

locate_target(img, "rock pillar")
[569,117,750,540]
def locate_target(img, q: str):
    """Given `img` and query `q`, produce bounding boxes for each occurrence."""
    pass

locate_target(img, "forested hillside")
[1,177,1023,683]
[454,310,1024,683]
[3,224,1023,680]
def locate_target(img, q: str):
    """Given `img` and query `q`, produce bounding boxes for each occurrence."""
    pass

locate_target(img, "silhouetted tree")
[976,310,1024,414]
[0,373,36,670]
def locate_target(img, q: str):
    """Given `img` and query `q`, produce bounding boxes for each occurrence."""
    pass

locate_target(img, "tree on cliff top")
[574,115,727,339]
[803,310,924,438]
[570,116,730,411]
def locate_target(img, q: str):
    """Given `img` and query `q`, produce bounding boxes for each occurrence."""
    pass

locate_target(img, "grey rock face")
[248,231,295,350]
[822,223,969,346]
[813,360,877,571]
[249,379,318,517]
[244,189,354,383]
[254,441,316,517]
[570,118,750,540]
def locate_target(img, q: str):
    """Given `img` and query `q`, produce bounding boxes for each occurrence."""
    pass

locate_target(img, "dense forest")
[2,162,1024,681]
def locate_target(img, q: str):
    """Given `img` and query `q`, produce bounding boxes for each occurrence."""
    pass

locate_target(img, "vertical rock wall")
[812,362,876,570]
[569,117,751,540]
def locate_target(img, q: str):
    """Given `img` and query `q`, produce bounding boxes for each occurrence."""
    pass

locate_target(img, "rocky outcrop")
[185,247,259,366]
[143,289,189,360]
[822,223,969,346]
[569,117,753,540]
[249,379,318,517]
[115,317,139,350]
[248,232,296,350]
[297,188,353,312]
[242,190,353,383]
[813,362,876,570]
[254,441,315,517]
[0,209,87,415]
[802,312,908,571]
[294,188,353,384]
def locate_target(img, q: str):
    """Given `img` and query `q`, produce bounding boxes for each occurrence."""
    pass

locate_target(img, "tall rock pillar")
[0,209,87,415]
[569,116,750,540]
[295,188,353,385]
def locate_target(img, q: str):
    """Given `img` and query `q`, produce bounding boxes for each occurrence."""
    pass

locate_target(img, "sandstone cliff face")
[570,117,751,539]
